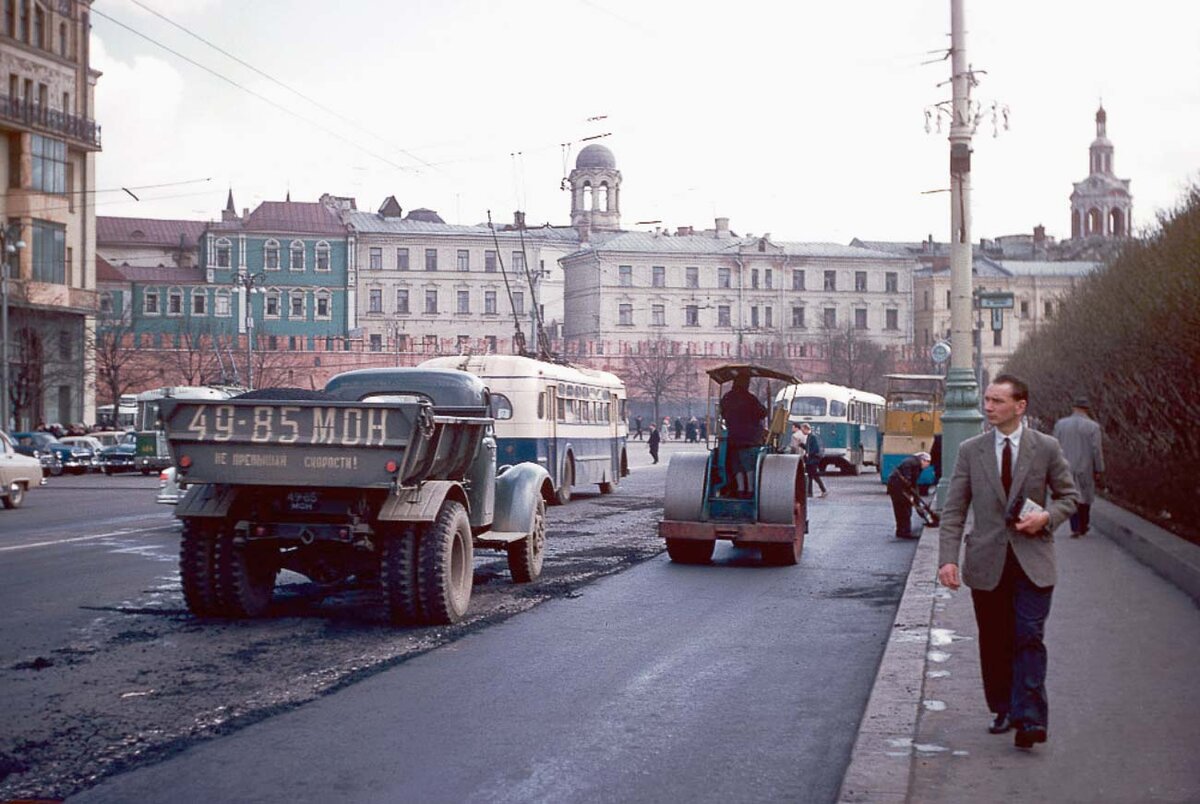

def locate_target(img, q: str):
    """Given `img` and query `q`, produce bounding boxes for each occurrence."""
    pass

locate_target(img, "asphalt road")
[64,452,919,804]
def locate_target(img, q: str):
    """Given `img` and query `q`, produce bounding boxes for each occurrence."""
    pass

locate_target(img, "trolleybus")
[775,382,884,474]
[878,374,943,489]
[133,385,245,474]
[421,354,628,504]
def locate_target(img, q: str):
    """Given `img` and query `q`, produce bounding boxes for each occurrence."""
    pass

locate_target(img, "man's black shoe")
[988,713,1012,734]
[1014,725,1047,748]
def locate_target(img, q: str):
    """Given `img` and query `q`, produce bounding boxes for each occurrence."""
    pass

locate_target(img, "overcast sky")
[91,0,1198,244]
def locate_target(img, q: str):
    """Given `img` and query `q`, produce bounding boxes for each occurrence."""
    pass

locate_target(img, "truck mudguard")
[175,483,240,518]
[377,480,466,523]
[493,462,552,534]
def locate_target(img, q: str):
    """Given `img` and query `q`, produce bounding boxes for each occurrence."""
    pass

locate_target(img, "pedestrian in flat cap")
[1052,395,1105,537]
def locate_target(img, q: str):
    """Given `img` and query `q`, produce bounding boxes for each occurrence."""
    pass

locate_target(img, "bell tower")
[569,144,622,233]
[1069,105,1133,239]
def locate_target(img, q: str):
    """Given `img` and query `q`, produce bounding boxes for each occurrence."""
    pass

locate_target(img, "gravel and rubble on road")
[0,482,666,800]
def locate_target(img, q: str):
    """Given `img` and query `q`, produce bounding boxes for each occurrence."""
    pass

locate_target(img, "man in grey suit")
[1053,396,1105,538]
[938,374,1079,750]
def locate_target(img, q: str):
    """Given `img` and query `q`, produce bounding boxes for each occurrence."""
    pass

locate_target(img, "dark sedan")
[12,432,94,475]
[99,440,138,475]
[10,432,65,477]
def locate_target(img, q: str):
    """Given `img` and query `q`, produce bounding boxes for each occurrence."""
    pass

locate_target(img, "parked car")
[99,433,138,475]
[59,436,103,472]
[1,430,43,509]
[91,430,131,448]
[156,466,183,505]
[10,432,64,477]
[12,432,95,475]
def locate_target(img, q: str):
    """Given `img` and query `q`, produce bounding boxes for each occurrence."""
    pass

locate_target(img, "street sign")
[991,308,1004,331]
[930,340,951,363]
[976,291,1014,309]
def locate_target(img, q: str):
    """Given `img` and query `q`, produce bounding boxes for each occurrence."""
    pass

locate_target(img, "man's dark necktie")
[1001,437,1013,497]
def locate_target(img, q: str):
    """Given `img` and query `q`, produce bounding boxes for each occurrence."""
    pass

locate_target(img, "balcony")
[0,93,101,150]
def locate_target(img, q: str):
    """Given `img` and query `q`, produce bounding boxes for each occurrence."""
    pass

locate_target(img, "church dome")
[576,143,616,170]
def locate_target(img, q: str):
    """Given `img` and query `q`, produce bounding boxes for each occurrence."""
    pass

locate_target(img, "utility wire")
[125,0,440,173]
[91,6,419,175]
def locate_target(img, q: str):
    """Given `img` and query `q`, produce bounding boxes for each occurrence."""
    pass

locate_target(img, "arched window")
[167,286,184,316]
[264,288,282,318]
[583,181,593,211]
[289,240,305,271]
[314,289,332,319]
[1109,208,1125,237]
[315,240,331,271]
[264,238,280,270]
[1086,208,1103,236]
[214,288,232,317]
[597,182,609,211]
[215,237,232,268]
[289,289,305,319]
[98,291,114,314]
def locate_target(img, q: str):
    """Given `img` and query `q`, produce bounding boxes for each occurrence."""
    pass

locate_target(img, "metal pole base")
[935,366,984,510]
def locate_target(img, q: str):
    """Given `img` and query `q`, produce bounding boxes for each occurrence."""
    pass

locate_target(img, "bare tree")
[822,324,894,394]
[622,336,697,424]
[91,310,159,415]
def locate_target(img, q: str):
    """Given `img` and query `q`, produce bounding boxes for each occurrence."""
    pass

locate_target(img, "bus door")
[546,385,561,484]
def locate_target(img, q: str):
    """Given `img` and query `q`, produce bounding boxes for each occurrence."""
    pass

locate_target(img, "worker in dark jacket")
[887,451,932,539]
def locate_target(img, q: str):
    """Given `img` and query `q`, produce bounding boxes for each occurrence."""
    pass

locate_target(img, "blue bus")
[775,382,885,475]
[421,354,628,504]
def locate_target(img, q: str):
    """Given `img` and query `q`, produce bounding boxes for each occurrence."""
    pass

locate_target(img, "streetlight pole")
[231,271,266,390]
[1,222,26,432]
[937,0,985,507]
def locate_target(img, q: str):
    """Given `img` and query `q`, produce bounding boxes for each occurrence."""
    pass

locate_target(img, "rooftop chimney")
[715,217,730,238]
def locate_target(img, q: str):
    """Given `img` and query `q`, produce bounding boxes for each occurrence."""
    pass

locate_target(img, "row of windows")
[212,238,333,272]
[616,303,901,331]
[117,287,334,321]
[366,247,527,274]
[3,1,76,60]
[616,265,900,293]
[366,287,527,316]
[921,289,1065,319]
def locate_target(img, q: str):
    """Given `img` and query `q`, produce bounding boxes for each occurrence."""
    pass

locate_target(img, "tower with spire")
[1069,105,1132,240]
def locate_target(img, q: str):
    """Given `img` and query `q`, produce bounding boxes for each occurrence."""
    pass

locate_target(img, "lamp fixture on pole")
[1,221,27,431]
[231,270,267,390]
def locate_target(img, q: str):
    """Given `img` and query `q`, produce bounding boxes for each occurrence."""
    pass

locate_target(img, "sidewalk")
[840,499,1200,803]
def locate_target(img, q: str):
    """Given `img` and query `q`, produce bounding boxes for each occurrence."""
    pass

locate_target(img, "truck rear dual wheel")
[180,518,220,616]
[213,525,278,618]
[506,498,546,583]
[418,500,474,624]
[380,527,421,624]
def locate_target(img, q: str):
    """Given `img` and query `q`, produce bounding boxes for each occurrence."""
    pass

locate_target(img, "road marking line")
[0,526,174,553]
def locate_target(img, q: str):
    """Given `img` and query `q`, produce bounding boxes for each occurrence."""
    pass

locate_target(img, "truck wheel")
[180,518,220,616]
[2,481,24,509]
[214,527,277,618]
[418,500,473,624]
[506,497,546,583]
[380,527,421,624]
[666,538,715,564]
[553,459,573,506]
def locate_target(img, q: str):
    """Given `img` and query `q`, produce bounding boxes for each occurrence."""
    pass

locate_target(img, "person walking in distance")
[799,423,827,497]
[938,374,1079,750]
[1052,396,1105,538]
[647,425,660,465]
[887,451,931,539]
[633,415,644,440]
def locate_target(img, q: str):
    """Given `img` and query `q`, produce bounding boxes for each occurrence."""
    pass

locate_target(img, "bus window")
[538,391,545,420]
[790,396,827,417]
[830,400,846,417]
[491,393,513,420]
